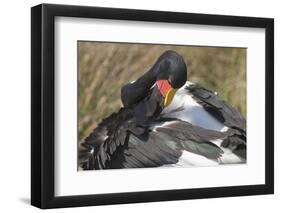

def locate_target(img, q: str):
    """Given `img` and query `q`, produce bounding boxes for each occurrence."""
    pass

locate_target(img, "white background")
[0,0,279,212]
[55,18,265,196]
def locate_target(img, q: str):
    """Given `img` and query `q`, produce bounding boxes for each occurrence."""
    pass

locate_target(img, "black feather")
[155,120,224,160]
[186,84,246,130]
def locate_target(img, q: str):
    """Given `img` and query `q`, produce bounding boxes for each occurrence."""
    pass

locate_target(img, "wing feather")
[186,84,246,130]
[154,120,224,159]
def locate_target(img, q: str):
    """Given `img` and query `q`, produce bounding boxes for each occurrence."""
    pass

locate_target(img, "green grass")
[78,42,246,143]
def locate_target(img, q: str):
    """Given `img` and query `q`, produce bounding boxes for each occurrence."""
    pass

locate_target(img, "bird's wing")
[106,130,183,169]
[80,114,228,169]
[186,84,246,131]
[78,108,181,170]
[105,118,228,169]
[185,84,246,159]
[79,110,129,170]
[152,119,225,159]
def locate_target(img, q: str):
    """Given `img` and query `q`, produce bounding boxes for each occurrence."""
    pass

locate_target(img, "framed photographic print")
[31,3,274,209]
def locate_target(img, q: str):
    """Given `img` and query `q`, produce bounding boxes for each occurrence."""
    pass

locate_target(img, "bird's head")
[152,50,187,107]
[121,50,187,108]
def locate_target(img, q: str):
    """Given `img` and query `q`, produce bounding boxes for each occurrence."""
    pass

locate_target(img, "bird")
[79,50,246,170]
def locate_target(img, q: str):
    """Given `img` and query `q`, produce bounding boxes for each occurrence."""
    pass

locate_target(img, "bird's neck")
[121,65,158,107]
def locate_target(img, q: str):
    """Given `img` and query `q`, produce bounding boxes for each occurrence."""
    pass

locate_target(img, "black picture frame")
[31,3,274,209]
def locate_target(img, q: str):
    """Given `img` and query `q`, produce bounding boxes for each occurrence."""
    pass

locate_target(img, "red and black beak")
[156,80,177,107]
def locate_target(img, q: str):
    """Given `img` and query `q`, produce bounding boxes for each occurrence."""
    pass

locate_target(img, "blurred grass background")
[78,41,246,143]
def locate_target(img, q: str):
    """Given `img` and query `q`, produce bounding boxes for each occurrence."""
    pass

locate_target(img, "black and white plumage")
[79,50,246,170]
[161,82,246,166]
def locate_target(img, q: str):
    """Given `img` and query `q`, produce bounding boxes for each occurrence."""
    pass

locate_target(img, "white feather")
[157,82,244,166]
[161,82,228,132]
[161,151,219,167]
[162,149,243,167]
[219,147,244,164]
